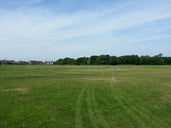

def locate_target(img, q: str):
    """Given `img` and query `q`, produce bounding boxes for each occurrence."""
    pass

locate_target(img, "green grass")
[0,65,171,128]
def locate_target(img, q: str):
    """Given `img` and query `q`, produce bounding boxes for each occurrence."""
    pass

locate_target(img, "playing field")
[0,65,171,128]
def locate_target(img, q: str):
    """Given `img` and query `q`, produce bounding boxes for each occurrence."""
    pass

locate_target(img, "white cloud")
[0,0,171,60]
[4,0,42,6]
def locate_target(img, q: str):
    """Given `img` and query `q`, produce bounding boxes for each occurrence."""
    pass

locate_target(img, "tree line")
[54,53,171,65]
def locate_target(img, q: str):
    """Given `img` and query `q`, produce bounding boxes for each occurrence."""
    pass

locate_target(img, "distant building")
[0,60,55,65]
[44,61,54,65]
[29,60,44,65]
[0,60,15,64]
[17,61,28,65]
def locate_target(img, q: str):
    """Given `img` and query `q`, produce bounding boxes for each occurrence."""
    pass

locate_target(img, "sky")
[0,0,171,61]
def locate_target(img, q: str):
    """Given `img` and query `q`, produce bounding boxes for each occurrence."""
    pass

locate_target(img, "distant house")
[44,61,54,65]
[0,60,55,65]
[29,60,44,65]
[18,61,28,65]
[0,60,15,64]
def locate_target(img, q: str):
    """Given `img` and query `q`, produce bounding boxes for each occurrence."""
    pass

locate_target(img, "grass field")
[0,65,171,128]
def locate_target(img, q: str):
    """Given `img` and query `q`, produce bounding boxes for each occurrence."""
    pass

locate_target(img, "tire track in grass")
[118,85,169,127]
[110,75,146,127]
[91,86,110,128]
[75,72,110,128]
[75,86,87,128]
[86,87,99,128]
[116,93,161,127]
[86,85,110,128]
[114,93,146,127]
[123,92,170,128]
[110,75,169,128]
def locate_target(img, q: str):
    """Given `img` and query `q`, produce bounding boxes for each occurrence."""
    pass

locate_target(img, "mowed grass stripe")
[75,86,87,128]
[87,87,99,128]
[110,77,157,128]
[91,86,110,128]
[110,75,169,128]
[86,85,110,128]
[0,65,171,128]
[75,84,110,128]
[116,92,169,128]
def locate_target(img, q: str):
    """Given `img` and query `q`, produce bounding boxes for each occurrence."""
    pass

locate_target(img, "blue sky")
[0,0,171,61]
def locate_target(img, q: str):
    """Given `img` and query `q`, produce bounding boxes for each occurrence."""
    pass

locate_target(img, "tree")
[117,55,139,65]
[97,55,110,65]
[76,57,89,65]
[55,58,75,65]
[151,53,164,65]
[110,56,118,65]
[89,55,99,65]
[54,53,170,65]
[140,55,151,65]
[129,55,140,65]
[54,59,64,65]
[63,58,75,65]
[165,57,171,65]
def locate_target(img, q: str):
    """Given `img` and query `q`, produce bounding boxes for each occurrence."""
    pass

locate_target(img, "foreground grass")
[0,65,171,128]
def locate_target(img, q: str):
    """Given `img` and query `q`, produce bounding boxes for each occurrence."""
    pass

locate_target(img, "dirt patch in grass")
[1,88,28,93]
[161,93,171,100]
